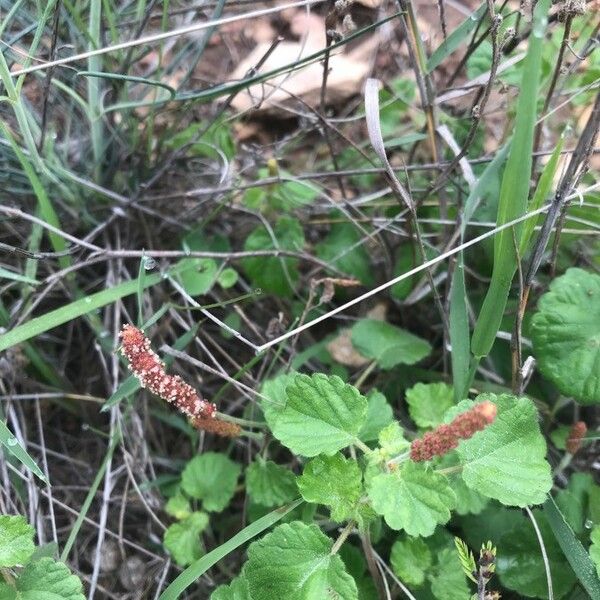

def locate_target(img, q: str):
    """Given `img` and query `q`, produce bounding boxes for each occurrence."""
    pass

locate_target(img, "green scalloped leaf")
[406,382,455,429]
[367,462,456,536]
[270,374,368,457]
[390,535,432,587]
[531,268,600,404]
[246,460,298,507]
[0,558,85,600]
[210,575,251,600]
[351,320,431,369]
[164,512,209,567]
[243,522,358,600]
[297,453,362,522]
[0,515,35,568]
[181,453,241,512]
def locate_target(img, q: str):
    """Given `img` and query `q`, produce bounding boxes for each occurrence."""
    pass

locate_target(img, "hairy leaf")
[181,453,241,512]
[246,460,298,507]
[297,454,362,522]
[164,512,209,567]
[457,394,552,506]
[406,382,455,429]
[390,535,432,587]
[531,268,600,404]
[270,374,367,457]
[0,515,34,568]
[368,462,455,536]
[351,320,431,370]
[243,522,358,600]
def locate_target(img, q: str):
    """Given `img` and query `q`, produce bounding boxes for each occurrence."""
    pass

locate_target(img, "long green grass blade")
[544,496,600,598]
[0,419,47,483]
[0,263,187,352]
[470,0,551,358]
[427,3,487,72]
[0,267,38,285]
[519,135,564,255]
[1,123,70,269]
[159,499,303,600]
[450,144,510,400]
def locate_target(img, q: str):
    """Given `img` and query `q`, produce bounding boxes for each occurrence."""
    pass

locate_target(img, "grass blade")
[544,496,600,598]
[519,134,564,255]
[0,419,47,483]
[0,262,188,352]
[450,144,510,400]
[470,0,551,358]
[159,499,303,600]
[427,3,487,73]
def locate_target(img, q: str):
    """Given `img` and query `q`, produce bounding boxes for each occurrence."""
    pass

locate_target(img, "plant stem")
[330,521,355,555]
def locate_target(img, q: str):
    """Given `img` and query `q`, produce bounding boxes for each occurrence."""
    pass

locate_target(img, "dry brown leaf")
[327,328,371,366]
[229,11,379,115]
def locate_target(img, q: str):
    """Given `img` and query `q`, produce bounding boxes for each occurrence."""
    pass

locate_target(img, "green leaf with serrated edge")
[590,527,600,578]
[243,521,358,600]
[0,515,35,568]
[259,371,296,425]
[428,547,471,600]
[211,575,251,600]
[1,558,85,600]
[367,462,455,536]
[164,512,209,567]
[358,390,393,443]
[181,453,241,512]
[531,268,600,404]
[497,510,576,599]
[160,499,302,600]
[351,320,431,370]
[270,373,367,457]
[297,454,362,522]
[457,394,552,507]
[165,494,192,520]
[390,535,432,587]
[242,217,304,296]
[406,382,455,429]
[246,460,298,507]
[377,421,410,457]
[439,456,488,516]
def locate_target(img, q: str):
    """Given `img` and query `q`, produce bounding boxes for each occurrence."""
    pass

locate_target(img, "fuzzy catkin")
[566,421,587,455]
[120,324,216,419]
[410,401,497,462]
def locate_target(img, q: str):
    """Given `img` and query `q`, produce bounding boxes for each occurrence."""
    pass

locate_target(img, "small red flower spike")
[119,325,217,422]
[410,401,497,462]
[566,421,587,455]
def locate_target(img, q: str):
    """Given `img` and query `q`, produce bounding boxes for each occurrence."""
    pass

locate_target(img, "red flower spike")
[410,401,497,462]
[119,325,217,421]
[566,421,587,455]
